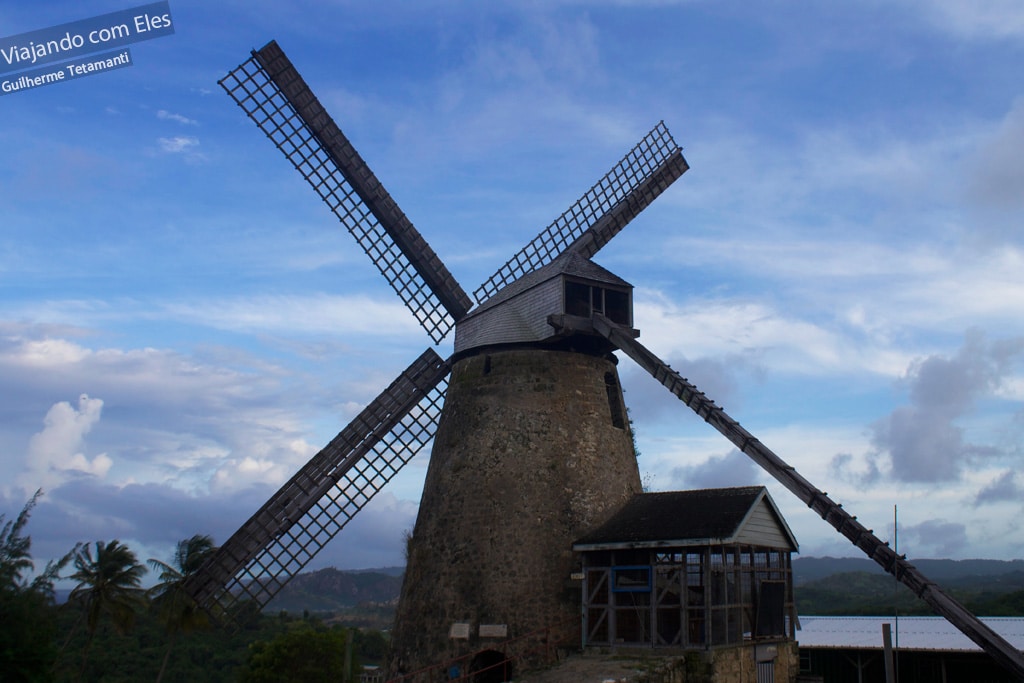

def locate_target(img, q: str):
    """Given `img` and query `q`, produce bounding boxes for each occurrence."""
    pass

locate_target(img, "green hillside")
[794,558,1024,616]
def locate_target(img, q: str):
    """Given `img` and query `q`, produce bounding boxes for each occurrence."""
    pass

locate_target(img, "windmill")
[184,40,1024,678]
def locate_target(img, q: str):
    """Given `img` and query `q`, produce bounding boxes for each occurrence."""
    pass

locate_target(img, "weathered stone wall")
[389,348,642,675]
[709,641,799,683]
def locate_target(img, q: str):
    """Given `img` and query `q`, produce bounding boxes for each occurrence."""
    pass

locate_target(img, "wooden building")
[573,487,800,678]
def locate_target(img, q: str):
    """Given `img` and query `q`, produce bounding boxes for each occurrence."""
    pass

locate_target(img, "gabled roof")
[573,486,799,552]
[466,251,632,319]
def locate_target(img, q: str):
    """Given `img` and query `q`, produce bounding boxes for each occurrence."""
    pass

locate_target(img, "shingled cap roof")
[572,486,798,552]
[468,251,632,317]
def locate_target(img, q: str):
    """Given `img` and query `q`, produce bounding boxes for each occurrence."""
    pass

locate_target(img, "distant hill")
[793,556,1024,585]
[92,558,1015,618]
[793,557,1024,616]
[265,567,403,614]
[345,566,404,577]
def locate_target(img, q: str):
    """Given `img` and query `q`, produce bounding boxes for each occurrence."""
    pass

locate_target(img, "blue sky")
[2,1,1024,580]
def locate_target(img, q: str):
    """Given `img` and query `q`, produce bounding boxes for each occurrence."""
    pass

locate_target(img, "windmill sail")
[584,313,1024,679]
[220,41,471,343]
[185,349,451,616]
[473,121,688,305]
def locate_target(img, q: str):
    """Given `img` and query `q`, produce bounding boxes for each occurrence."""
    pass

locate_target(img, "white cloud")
[0,326,339,497]
[907,0,1024,40]
[157,110,198,126]
[18,395,111,493]
[870,331,1024,483]
[161,293,424,338]
[157,136,200,154]
[973,470,1023,506]
[632,290,887,377]
[967,98,1024,212]
[670,449,761,490]
[15,337,92,366]
[210,438,316,495]
[900,518,970,557]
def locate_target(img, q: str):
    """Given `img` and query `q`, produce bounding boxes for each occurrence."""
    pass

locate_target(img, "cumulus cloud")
[968,99,1024,210]
[17,395,111,494]
[973,470,1023,506]
[870,330,1024,482]
[620,349,751,428]
[20,478,417,578]
[21,479,275,574]
[0,325,333,497]
[670,449,761,490]
[0,323,428,571]
[210,439,316,496]
[829,451,882,485]
[965,98,1024,241]
[871,406,973,482]
[632,290,856,378]
[898,519,969,557]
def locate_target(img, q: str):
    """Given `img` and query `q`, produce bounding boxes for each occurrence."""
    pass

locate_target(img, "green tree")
[65,539,147,675]
[0,489,70,682]
[239,625,358,683]
[352,627,388,664]
[0,491,37,590]
[147,534,217,683]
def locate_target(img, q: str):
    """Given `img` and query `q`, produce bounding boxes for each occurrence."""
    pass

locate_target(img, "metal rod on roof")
[894,504,900,683]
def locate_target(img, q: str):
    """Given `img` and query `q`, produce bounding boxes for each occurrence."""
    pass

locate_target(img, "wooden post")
[882,622,895,683]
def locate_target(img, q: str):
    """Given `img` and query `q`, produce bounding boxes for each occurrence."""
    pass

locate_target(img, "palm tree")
[1,489,74,680]
[148,534,217,683]
[0,489,42,591]
[65,539,147,675]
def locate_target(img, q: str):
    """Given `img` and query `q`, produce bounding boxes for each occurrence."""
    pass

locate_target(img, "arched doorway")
[468,649,512,683]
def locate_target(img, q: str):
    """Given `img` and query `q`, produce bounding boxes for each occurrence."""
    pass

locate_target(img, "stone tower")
[389,255,643,674]
[390,349,641,673]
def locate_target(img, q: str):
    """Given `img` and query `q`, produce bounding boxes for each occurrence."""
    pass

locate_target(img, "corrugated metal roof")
[797,616,1024,652]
